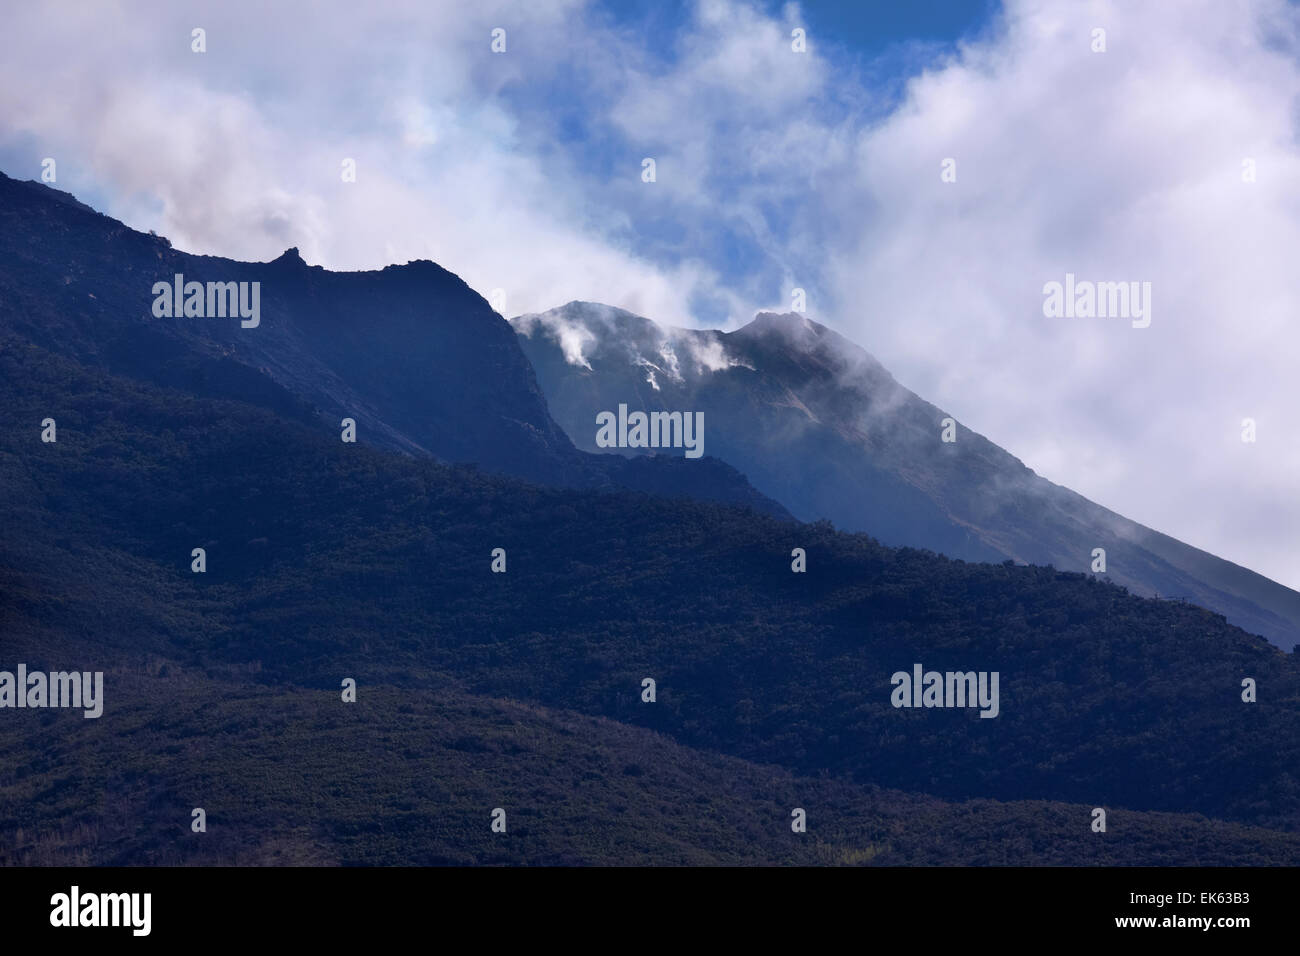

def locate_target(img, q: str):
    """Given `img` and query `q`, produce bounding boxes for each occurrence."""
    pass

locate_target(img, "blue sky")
[602,0,1000,57]
[486,0,1005,323]
[2,0,1300,592]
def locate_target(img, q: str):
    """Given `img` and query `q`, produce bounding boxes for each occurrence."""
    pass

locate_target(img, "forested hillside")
[3,339,1296,865]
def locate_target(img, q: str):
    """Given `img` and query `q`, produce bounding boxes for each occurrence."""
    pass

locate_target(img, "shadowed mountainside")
[514,302,1300,650]
[0,172,787,518]
[2,174,1297,866]
[3,674,1296,867]
[2,341,1296,856]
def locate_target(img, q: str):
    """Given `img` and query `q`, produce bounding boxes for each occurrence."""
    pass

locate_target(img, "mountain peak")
[269,246,306,267]
[732,311,890,376]
[731,311,839,357]
[743,311,825,336]
[538,301,649,325]
[388,257,448,273]
[0,171,99,216]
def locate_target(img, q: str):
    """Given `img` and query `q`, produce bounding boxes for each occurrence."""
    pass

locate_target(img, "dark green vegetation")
[3,675,1297,866]
[1,174,1296,865]
[1,341,1297,864]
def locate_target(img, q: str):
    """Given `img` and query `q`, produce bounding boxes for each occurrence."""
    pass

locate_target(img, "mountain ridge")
[3,335,1296,840]
[513,301,1300,650]
[3,198,1298,864]
[0,171,788,519]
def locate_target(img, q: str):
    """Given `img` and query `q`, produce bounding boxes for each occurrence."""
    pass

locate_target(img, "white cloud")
[3,0,1299,588]
[824,0,1300,590]
[0,0,716,326]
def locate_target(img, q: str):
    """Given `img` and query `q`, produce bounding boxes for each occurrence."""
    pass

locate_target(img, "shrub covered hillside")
[2,339,1296,867]
[1,673,1296,866]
